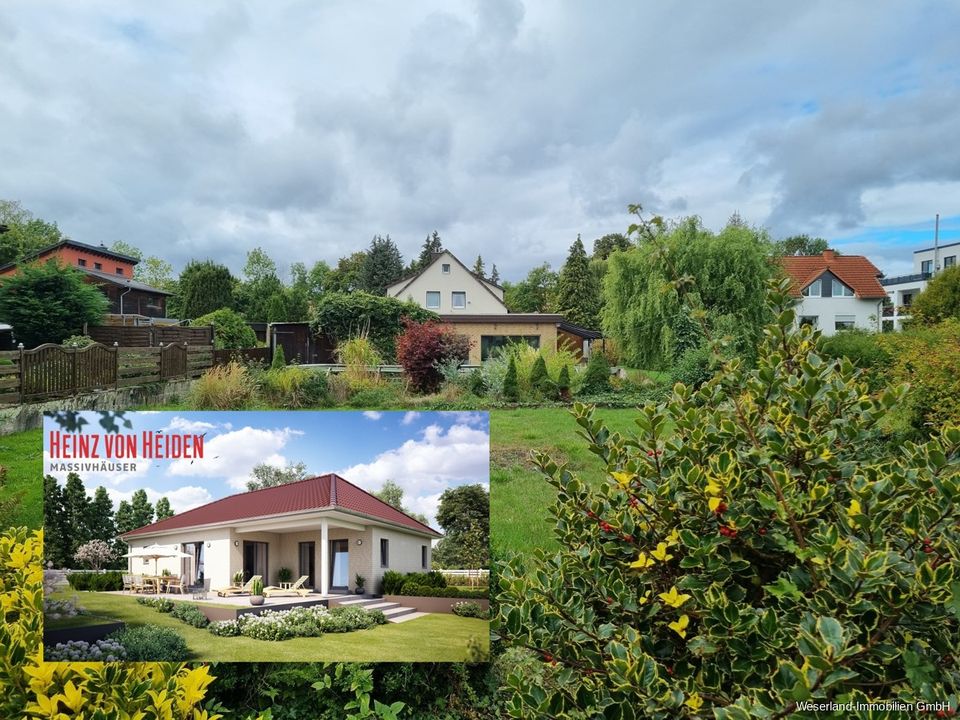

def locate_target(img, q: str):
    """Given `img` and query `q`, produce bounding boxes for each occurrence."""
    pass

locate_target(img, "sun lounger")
[216,575,262,597]
[263,575,311,598]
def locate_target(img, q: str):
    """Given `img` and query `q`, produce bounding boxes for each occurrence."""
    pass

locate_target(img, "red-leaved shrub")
[396,320,471,393]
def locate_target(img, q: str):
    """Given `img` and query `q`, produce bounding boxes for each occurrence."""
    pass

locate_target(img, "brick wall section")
[442,320,559,364]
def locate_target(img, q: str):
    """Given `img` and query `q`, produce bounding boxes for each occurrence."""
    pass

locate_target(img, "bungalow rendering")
[120,474,442,596]
[779,250,888,336]
[387,249,601,362]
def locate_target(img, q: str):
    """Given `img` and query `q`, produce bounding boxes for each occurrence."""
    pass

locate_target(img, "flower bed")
[207,605,386,642]
[44,638,126,661]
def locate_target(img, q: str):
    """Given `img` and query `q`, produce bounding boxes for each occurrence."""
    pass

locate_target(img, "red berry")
[646,450,654,457]
[605,596,613,604]
[622,534,633,542]
[758,527,768,536]
[629,497,639,508]
[924,537,932,544]
[923,546,934,553]
[714,502,728,514]
[666,666,674,675]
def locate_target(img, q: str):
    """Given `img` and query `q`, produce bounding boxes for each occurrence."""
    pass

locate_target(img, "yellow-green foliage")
[487,344,582,400]
[337,336,383,390]
[879,319,960,434]
[260,365,309,408]
[189,362,255,410]
[0,528,231,720]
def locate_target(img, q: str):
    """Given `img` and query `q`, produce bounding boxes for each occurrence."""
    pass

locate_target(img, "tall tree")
[114,500,135,534]
[172,260,236,319]
[0,199,63,266]
[603,216,775,369]
[234,247,287,322]
[109,241,175,290]
[359,235,404,295]
[556,235,602,328]
[328,251,367,293]
[409,231,443,273]
[155,497,175,521]
[242,246,279,283]
[472,255,486,279]
[912,265,960,323]
[503,263,558,313]
[773,234,831,256]
[373,479,430,526]
[43,475,70,568]
[0,261,108,347]
[433,484,489,568]
[87,486,117,544]
[129,489,154,530]
[246,462,308,492]
[63,473,92,559]
[489,264,500,285]
[592,233,632,260]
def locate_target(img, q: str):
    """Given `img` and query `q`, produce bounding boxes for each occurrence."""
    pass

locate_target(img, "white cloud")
[338,422,489,527]
[167,426,303,490]
[107,485,214,515]
[401,411,420,425]
[363,411,383,421]
[161,416,218,433]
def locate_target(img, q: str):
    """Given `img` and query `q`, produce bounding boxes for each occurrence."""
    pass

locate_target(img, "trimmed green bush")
[820,329,891,391]
[66,571,123,592]
[399,584,487,599]
[503,356,519,402]
[557,365,571,399]
[529,354,552,397]
[579,352,610,394]
[379,570,406,595]
[671,344,715,389]
[135,596,174,613]
[110,625,189,661]
[271,343,286,369]
[451,601,488,619]
[169,603,209,628]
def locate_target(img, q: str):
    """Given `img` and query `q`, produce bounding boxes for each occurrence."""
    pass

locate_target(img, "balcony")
[879,272,931,287]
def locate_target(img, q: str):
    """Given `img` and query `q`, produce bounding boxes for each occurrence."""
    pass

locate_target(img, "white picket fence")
[439,568,489,587]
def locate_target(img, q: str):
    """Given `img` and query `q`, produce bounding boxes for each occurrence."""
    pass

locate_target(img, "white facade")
[880,241,959,330]
[794,296,884,336]
[387,250,507,315]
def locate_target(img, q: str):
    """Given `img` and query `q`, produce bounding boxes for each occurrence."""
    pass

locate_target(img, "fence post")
[114,342,119,390]
[17,343,23,399]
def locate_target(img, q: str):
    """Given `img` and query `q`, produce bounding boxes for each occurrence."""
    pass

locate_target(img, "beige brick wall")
[444,321,559,363]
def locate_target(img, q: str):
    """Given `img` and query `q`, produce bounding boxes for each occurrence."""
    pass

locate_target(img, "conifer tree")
[87,486,117,545]
[129,489,154,530]
[359,235,404,295]
[472,255,485,279]
[556,235,601,328]
[155,497,175,521]
[490,264,500,284]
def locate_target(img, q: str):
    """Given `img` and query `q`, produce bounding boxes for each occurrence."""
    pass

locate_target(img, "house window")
[421,545,427,569]
[902,292,914,307]
[799,316,818,328]
[801,279,821,297]
[832,279,853,297]
[77,258,87,267]
[834,315,856,331]
[380,539,389,568]
[116,267,125,275]
[452,291,466,309]
[441,263,451,274]
[921,260,933,274]
[480,335,540,361]
[426,291,440,309]
[94,261,103,270]
[945,256,956,268]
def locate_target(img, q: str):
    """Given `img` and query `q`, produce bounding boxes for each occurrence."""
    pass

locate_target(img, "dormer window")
[832,279,853,297]
[441,263,451,274]
[801,279,821,297]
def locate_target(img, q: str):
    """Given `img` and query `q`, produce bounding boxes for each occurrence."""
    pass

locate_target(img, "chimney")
[822,249,836,261]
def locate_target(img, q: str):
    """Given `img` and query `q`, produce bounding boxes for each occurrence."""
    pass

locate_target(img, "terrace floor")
[102,589,354,609]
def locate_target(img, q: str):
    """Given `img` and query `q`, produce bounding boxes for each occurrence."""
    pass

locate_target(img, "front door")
[299,541,315,588]
[330,539,349,591]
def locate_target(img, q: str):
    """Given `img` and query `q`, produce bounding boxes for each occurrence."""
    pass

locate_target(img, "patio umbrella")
[122,543,192,576]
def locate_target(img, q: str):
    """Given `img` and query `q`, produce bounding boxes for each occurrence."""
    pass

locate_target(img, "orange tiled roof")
[779,251,887,300]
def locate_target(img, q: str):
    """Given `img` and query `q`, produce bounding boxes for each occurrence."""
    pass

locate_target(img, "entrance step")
[388,611,429,623]
[336,598,380,607]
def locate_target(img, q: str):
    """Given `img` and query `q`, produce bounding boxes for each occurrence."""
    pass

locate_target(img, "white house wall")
[793,297,882,336]
[388,251,507,314]
[372,526,432,591]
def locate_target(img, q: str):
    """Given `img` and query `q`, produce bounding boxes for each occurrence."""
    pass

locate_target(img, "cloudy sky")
[43,410,490,530]
[2,2,959,279]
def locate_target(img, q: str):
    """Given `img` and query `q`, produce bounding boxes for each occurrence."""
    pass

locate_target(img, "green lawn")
[0,428,42,529]
[490,407,642,556]
[52,592,489,662]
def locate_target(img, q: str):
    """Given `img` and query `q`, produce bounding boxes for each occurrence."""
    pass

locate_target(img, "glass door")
[299,541,315,588]
[242,541,268,584]
[330,539,349,590]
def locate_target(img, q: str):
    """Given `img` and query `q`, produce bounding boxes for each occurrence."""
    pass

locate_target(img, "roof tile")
[779,252,887,299]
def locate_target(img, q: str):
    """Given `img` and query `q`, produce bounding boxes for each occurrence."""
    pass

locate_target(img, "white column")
[320,519,329,596]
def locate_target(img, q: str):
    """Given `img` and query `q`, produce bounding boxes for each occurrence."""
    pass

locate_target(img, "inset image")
[42,409,489,662]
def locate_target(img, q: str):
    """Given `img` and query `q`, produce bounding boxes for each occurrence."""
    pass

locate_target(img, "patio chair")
[132,575,147,593]
[122,574,134,592]
[263,575,311,598]
[167,575,188,594]
[216,574,262,597]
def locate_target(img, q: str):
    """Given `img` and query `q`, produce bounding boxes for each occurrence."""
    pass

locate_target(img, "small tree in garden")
[496,280,960,718]
[503,356,519,402]
[271,343,286,369]
[73,539,116,573]
[579,352,610,394]
[192,307,256,349]
[529,354,552,398]
[557,364,571,400]
[395,319,471,393]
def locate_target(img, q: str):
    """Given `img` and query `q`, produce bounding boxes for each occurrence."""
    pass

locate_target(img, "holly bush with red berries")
[496,281,960,719]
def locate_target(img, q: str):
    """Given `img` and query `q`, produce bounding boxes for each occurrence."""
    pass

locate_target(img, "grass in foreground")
[51,592,488,662]
[0,429,42,528]
[490,407,642,556]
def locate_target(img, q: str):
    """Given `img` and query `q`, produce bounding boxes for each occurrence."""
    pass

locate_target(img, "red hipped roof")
[779,250,887,299]
[122,474,441,538]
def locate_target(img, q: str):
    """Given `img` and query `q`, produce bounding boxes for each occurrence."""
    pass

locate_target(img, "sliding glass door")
[299,541,315,588]
[242,541,268,584]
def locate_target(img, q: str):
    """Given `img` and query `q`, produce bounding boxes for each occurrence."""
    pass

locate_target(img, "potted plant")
[354,574,366,595]
[277,567,293,585]
[249,577,264,606]
[233,570,244,587]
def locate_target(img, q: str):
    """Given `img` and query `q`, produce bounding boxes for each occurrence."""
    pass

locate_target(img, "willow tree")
[602,216,777,369]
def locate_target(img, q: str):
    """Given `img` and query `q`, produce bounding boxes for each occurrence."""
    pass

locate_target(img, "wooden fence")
[0,342,213,405]
[87,325,214,347]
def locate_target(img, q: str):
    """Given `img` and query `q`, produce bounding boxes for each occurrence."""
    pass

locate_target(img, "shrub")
[347,383,403,408]
[529,354,554,398]
[189,361,255,409]
[820,329,891,390]
[62,334,95,348]
[170,602,209,628]
[111,625,189,661]
[277,567,293,584]
[192,307,257,349]
[73,539,117,572]
[671,344,716,389]
[403,570,447,588]
[271,342,286,369]
[327,373,351,405]
[259,365,329,408]
[338,336,383,390]
[911,264,960,323]
[502,356,519,402]
[451,601,487,619]
[557,364,571,399]
[396,319,472,393]
[399,584,487,599]
[232,605,385,641]
[578,351,610,394]
[496,280,960,718]
[209,620,241,636]
[136,596,175,612]
[44,638,126,661]
[468,368,486,396]
[66,572,89,591]
[379,570,407,595]
[87,570,123,591]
